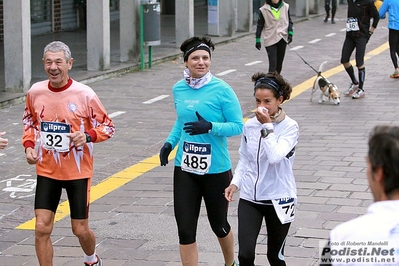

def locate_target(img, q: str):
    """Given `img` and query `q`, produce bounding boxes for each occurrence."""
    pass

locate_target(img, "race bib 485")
[181,141,211,175]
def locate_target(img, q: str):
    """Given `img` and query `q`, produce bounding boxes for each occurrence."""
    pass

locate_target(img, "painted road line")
[109,111,126,118]
[245,61,263,66]
[143,95,169,104]
[309,39,321,44]
[16,42,389,230]
[326,33,336,37]
[290,46,304,51]
[16,148,178,230]
[216,69,237,76]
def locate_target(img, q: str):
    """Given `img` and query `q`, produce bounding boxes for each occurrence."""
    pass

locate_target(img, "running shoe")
[352,89,365,99]
[390,70,399,78]
[84,255,102,266]
[225,261,238,266]
[344,83,358,97]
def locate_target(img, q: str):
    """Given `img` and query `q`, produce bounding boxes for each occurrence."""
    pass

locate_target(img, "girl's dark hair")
[251,71,292,102]
[180,36,215,54]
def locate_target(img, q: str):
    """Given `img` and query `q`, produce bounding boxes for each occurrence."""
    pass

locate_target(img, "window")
[31,0,51,23]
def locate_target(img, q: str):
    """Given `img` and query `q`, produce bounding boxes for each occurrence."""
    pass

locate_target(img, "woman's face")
[255,88,283,116]
[185,50,211,78]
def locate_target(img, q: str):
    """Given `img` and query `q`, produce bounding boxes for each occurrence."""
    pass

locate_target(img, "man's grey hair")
[43,41,72,62]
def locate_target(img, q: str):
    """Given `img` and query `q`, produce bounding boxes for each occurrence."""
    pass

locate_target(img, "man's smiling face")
[42,51,73,88]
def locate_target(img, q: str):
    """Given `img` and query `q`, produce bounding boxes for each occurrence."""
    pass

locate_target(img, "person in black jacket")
[341,0,379,99]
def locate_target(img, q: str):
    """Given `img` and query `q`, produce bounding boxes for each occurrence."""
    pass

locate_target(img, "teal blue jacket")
[166,76,243,174]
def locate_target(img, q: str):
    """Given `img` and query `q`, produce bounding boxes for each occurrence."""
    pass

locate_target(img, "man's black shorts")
[34,175,91,219]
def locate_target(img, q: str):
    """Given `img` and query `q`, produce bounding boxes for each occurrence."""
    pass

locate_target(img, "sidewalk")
[0,5,325,109]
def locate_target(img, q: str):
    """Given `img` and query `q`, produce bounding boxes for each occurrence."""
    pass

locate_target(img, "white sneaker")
[344,83,358,97]
[352,89,365,99]
[84,255,102,266]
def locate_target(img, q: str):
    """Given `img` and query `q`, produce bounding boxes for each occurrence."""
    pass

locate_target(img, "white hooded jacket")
[231,113,299,202]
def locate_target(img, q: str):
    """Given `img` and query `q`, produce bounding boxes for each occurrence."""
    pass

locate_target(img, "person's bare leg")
[180,242,198,266]
[71,218,96,257]
[218,229,235,266]
[35,209,55,266]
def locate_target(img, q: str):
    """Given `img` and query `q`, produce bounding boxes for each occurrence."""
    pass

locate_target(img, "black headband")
[183,42,211,61]
[255,77,283,96]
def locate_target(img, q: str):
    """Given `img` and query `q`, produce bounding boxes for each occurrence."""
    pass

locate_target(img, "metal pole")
[139,4,145,70]
[148,46,152,68]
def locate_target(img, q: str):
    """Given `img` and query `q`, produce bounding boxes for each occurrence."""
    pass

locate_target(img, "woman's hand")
[255,107,271,124]
[224,184,238,202]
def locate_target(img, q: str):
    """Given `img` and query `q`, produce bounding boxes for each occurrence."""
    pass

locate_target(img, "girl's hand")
[224,184,238,202]
[255,107,271,124]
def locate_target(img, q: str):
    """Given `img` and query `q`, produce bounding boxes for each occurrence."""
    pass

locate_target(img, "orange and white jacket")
[22,79,115,180]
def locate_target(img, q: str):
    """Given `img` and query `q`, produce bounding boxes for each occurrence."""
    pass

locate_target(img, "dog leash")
[287,43,328,81]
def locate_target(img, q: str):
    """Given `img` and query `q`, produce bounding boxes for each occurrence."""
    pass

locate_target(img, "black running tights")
[238,199,291,266]
[389,29,399,69]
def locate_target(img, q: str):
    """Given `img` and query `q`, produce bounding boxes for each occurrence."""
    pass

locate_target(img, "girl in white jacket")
[225,71,299,266]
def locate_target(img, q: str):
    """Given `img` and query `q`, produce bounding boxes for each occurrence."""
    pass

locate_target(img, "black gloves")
[255,41,261,50]
[183,111,212,136]
[287,34,293,44]
[160,142,172,166]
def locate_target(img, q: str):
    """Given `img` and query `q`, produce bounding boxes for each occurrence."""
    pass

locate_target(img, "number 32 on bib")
[40,121,71,152]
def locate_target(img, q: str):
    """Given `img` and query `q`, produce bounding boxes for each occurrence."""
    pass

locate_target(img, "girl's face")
[185,50,211,78]
[255,88,283,116]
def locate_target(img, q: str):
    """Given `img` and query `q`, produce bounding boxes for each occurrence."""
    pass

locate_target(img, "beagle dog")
[310,61,341,105]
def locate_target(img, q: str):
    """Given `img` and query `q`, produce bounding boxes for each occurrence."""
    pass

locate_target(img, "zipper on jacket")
[254,135,262,201]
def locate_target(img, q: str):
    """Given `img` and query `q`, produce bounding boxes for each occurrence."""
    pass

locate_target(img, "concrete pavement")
[1,4,398,266]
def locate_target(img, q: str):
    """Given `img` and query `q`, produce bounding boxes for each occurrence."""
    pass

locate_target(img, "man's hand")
[67,131,86,147]
[0,132,8,150]
[26,147,39,164]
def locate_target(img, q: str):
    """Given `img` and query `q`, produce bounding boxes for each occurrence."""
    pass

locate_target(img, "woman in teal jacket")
[159,36,243,266]
[379,0,399,78]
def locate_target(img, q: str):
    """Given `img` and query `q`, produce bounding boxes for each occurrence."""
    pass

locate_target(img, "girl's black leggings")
[238,199,291,266]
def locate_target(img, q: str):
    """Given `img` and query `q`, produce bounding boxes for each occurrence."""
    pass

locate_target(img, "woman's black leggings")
[265,38,287,74]
[238,199,291,266]
[173,166,232,245]
[389,28,399,69]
